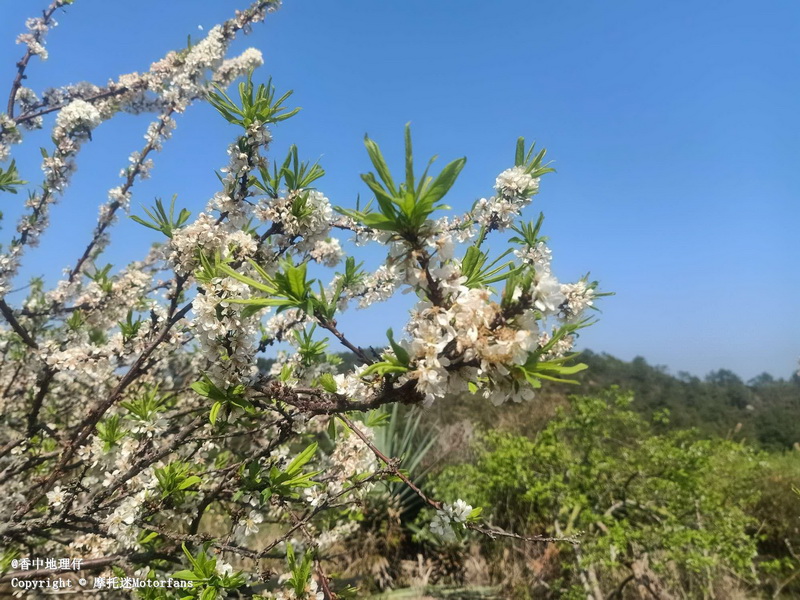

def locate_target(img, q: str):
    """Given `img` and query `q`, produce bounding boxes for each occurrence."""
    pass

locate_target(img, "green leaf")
[177,475,201,490]
[285,442,318,476]
[364,135,396,194]
[285,262,308,299]
[515,137,525,167]
[387,328,410,366]
[360,212,397,230]
[240,304,267,319]
[318,372,338,393]
[360,172,397,208]
[217,261,277,295]
[404,123,414,192]
[181,543,198,569]
[0,160,26,194]
[209,401,223,425]
[360,361,410,378]
[190,381,211,397]
[365,410,392,428]
[422,157,466,204]
[461,246,484,278]
[139,531,159,544]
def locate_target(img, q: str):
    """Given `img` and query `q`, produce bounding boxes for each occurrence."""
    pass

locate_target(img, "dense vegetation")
[312,351,800,598]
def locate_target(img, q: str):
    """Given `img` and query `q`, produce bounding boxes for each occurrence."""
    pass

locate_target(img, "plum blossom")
[46,486,66,508]
[495,165,540,198]
[309,238,343,267]
[472,167,541,231]
[54,100,102,135]
[430,499,473,541]
[402,287,539,405]
[239,510,264,536]
[560,280,595,319]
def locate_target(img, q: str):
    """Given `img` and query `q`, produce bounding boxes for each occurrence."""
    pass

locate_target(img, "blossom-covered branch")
[0,2,604,597]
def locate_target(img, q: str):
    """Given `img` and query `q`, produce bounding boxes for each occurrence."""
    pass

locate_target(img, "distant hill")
[574,350,800,450]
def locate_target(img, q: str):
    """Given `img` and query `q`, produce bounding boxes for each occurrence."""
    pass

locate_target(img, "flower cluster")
[256,189,334,248]
[323,425,378,498]
[560,279,595,320]
[473,166,541,231]
[0,114,22,161]
[192,271,260,385]
[401,287,540,406]
[430,499,473,541]
[53,99,101,137]
[16,13,59,61]
[308,237,343,267]
[354,264,399,308]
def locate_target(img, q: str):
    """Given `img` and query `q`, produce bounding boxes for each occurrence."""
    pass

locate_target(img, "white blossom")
[430,499,473,541]
[55,100,102,135]
[46,486,66,508]
[239,510,264,536]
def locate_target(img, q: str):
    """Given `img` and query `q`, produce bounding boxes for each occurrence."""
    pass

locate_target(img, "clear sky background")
[1,1,798,380]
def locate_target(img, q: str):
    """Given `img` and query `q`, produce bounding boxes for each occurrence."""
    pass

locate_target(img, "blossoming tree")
[0,1,600,597]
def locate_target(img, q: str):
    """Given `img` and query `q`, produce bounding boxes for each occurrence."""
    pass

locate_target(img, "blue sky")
[2,1,798,380]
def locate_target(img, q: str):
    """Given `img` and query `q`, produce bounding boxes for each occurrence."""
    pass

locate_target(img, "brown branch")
[339,414,440,509]
[0,298,38,349]
[607,574,635,600]
[0,436,25,460]
[316,318,373,365]
[7,0,65,118]
[67,107,176,283]
[469,523,580,546]
[27,366,54,436]
[416,248,446,307]
[255,378,421,416]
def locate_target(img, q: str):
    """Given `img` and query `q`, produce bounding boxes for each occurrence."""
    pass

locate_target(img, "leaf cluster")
[284,543,316,598]
[120,386,171,422]
[254,144,324,198]
[236,442,320,502]
[154,461,201,502]
[0,160,26,194]
[208,72,299,128]
[337,125,464,239]
[95,415,126,450]
[172,544,246,599]
[513,137,556,179]
[190,376,252,425]
[130,195,191,238]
